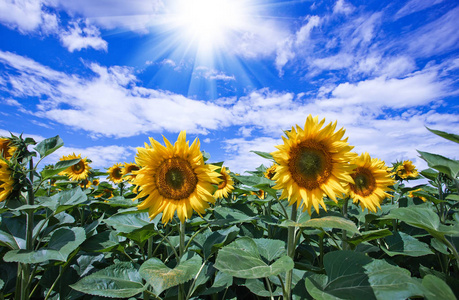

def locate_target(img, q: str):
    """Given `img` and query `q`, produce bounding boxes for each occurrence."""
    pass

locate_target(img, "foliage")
[0,127,458,300]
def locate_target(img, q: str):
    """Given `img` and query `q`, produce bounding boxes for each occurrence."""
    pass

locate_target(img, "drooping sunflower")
[133,131,221,224]
[0,160,14,202]
[0,138,17,160]
[251,189,266,199]
[92,179,100,186]
[348,152,395,212]
[264,164,278,180]
[408,188,427,202]
[123,162,140,183]
[107,163,124,184]
[59,153,91,181]
[214,166,234,199]
[271,115,355,214]
[396,160,419,179]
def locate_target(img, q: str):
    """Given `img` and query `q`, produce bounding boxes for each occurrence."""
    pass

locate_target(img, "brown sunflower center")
[113,168,123,179]
[72,161,85,174]
[350,167,376,197]
[0,141,12,159]
[156,157,198,200]
[218,173,227,189]
[127,166,140,173]
[288,140,332,190]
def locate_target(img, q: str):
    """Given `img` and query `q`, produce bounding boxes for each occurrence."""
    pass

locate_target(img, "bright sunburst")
[167,0,253,53]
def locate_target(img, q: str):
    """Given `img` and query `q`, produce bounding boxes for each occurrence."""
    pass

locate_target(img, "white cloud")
[395,0,445,20]
[0,0,56,33]
[194,66,235,81]
[333,0,355,15]
[59,20,108,52]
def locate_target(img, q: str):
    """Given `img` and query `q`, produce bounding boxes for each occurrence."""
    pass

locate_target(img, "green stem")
[341,197,349,250]
[178,221,186,300]
[185,261,206,300]
[318,231,325,268]
[437,177,446,223]
[442,236,459,268]
[264,277,275,300]
[285,204,297,300]
[143,236,154,300]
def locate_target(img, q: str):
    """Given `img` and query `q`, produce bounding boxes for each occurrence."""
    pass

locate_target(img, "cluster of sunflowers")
[1,115,420,226]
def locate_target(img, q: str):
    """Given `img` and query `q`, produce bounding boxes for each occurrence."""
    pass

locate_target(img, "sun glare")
[170,0,251,51]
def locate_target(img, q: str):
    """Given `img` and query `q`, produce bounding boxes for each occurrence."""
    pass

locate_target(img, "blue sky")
[0,0,458,174]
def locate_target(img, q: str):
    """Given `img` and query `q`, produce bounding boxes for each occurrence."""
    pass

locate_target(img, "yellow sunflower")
[123,162,140,183]
[251,189,266,199]
[348,153,395,212]
[107,163,124,184]
[0,160,14,202]
[408,188,427,202]
[95,188,114,199]
[92,179,100,186]
[133,131,221,224]
[59,153,91,181]
[271,115,355,214]
[214,166,234,199]
[264,164,278,180]
[396,160,419,179]
[79,179,91,189]
[0,138,17,160]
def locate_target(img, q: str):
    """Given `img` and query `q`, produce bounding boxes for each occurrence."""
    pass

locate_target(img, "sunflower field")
[0,115,458,300]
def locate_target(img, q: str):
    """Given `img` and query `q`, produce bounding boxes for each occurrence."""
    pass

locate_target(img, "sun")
[169,0,251,51]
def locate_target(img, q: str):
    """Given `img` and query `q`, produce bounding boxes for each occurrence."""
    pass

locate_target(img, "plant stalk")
[285,204,297,300]
[341,197,349,250]
[178,221,186,300]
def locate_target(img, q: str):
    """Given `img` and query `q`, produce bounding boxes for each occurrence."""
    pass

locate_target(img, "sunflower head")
[408,188,427,202]
[0,159,14,202]
[395,160,419,180]
[95,188,114,199]
[123,162,140,182]
[264,164,278,180]
[348,152,395,212]
[79,179,91,189]
[0,138,17,160]
[251,189,266,199]
[92,179,100,186]
[214,166,234,199]
[59,153,91,181]
[271,115,355,214]
[107,163,124,184]
[133,131,221,224]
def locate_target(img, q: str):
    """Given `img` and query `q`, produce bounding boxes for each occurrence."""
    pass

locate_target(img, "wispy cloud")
[59,20,108,52]
[395,0,445,20]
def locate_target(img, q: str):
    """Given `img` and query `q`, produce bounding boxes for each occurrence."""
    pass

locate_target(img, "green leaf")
[3,227,86,263]
[305,250,425,300]
[52,187,88,214]
[105,212,155,233]
[199,271,233,296]
[80,231,120,252]
[202,226,239,259]
[422,275,456,300]
[214,237,294,279]
[251,150,274,161]
[382,232,433,257]
[211,206,255,226]
[426,127,459,144]
[347,229,393,246]
[382,207,459,238]
[70,262,144,298]
[281,216,359,234]
[35,135,64,158]
[253,238,287,261]
[41,158,81,180]
[139,255,202,295]
[417,150,459,178]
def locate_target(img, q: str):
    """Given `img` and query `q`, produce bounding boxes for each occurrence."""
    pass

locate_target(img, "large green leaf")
[3,227,86,263]
[80,231,120,252]
[202,226,239,259]
[417,150,459,178]
[382,232,433,257]
[70,262,144,298]
[105,211,155,233]
[305,250,424,299]
[52,187,88,213]
[0,215,26,250]
[382,207,459,237]
[214,237,293,279]
[281,216,359,233]
[139,255,202,295]
[422,275,456,300]
[426,127,459,144]
[251,150,274,161]
[347,229,392,246]
[34,135,64,158]
[211,206,255,226]
[41,158,81,179]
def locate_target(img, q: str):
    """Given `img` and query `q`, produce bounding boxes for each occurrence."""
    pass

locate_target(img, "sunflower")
[264,164,278,180]
[348,153,395,212]
[251,189,266,199]
[92,179,100,186]
[59,153,91,181]
[396,160,419,179]
[123,162,140,183]
[0,160,14,202]
[408,188,427,202]
[133,131,221,224]
[95,188,114,199]
[0,138,17,160]
[79,179,91,189]
[214,166,234,199]
[107,163,124,184]
[271,115,355,214]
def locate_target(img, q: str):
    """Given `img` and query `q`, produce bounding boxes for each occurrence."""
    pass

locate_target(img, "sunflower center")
[156,157,198,200]
[72,161,85,174]
[113,168,123,179]
[218,174,227,189]
[289,140,332,190]
[350,167,376,197]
